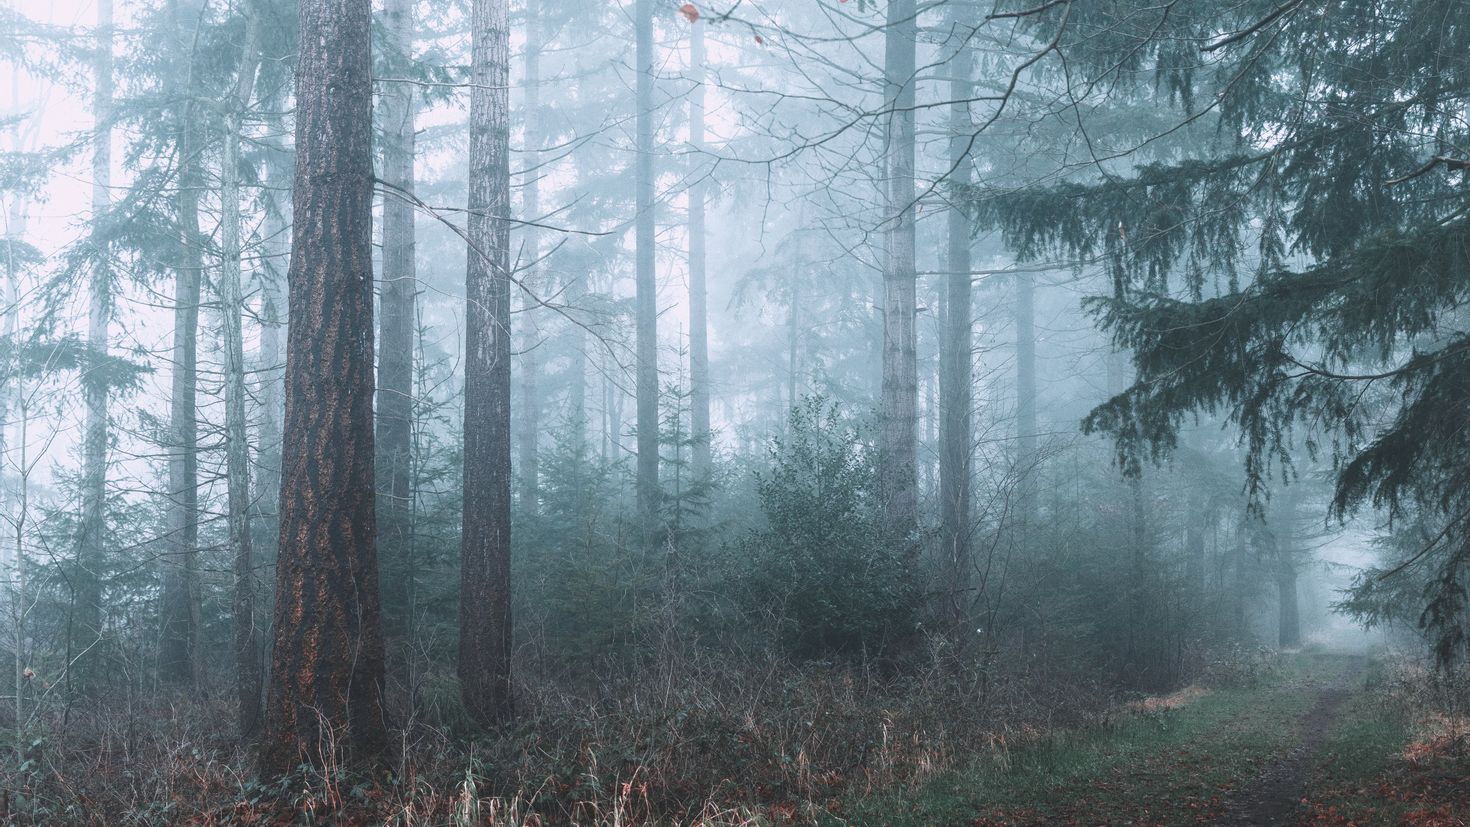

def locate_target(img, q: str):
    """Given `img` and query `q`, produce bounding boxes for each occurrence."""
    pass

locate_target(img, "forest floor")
[836,652,1470,826]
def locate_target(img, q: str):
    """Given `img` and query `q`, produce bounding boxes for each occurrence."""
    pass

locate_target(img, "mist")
[0,0,1465,823]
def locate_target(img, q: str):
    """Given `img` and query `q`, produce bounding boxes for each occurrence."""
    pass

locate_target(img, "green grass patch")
[837,654,1362,827]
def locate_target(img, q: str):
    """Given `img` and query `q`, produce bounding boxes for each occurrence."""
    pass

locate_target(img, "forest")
[1,0,1470,823]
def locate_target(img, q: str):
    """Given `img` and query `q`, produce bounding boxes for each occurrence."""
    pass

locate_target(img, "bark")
[460,0,514,726]
[688,16,711,481]
[939,13,974,630]
[376,0,417,636]
[879,0,918,542]
[516,10,541,514]
[76,0,113,696]
[634,0,659,538]
[221,4,263,741]
[262,0,387,771]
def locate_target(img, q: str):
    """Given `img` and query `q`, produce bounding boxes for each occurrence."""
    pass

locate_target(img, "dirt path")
[1213,655,1365,826]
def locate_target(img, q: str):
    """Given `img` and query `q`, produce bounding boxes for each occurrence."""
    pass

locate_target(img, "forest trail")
[1213,655,1364,826]
[844,652,1470,826]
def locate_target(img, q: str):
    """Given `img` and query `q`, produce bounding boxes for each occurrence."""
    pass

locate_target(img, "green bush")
[742,396,917,659]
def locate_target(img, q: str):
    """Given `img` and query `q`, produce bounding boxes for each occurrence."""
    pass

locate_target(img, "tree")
[158,0,204,691]
[939,6,975,631]
[878,0,917,543]
[460,0,514,726]
[220,0,265,740]
[980,0,1470,663]
[74,0,113,696]
[376,0,418,639]
[263,0,387,770]
[687,11,712,483]
[634,0,659,540]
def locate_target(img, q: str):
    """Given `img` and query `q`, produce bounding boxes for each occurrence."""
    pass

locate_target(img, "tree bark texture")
[460,0,514,727]
[262,0,387,772]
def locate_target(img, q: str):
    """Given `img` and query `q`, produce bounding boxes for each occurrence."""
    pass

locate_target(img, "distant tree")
[634,0,659,543]
[877,0,917,544]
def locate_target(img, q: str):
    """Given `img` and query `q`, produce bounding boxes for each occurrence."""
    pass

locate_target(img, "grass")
[836,653,1363,826]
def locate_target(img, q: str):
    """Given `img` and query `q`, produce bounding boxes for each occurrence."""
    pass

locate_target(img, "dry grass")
[0,641,1122,825]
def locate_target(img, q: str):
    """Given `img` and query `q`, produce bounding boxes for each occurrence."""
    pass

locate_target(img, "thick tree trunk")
[376,0,417,636]
[879,0,918,543]
[939,14,974,631]
[517,11,541,514]
[222,5,263,741]
[634,0,660,539]
[262,0,387,771]
[688,16,711,481]
[460,0,514,727]
[76,0,113,696]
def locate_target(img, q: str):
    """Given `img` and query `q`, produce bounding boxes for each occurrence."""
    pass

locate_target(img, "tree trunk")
[688,16,711,481]
[879,0,918,543]
[634,0,660,540]
[517,10,542,514]
[1015,272,1037,533]
[460,0,514,727]
[939,12,974,631]
[376,0,417,637]
[262,0,387,771]
[158,0,205,692]
[76,0,113,697]
[221,4,263,741]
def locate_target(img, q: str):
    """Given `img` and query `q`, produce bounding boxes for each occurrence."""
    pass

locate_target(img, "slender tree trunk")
[688,16,711,480]
[787,282,799,412]
[1015,273,1037,533]
[517,10,541,514]
[221,5,263,741]
[262,0,387,771]
[879,0,918,542]
[460,0,514,726]
[634,0,659,538]
[939,13,974,631]
[158,1,205,691]
[376,0,417,637]
[76,0,113,696]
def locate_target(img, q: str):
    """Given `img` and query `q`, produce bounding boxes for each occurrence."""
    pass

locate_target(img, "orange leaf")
[680,3,699,22]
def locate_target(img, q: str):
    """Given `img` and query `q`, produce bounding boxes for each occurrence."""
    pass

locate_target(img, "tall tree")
[634,0,659,537]
[516,6,541,514]
[221,1,264,740]
[460,0,514,726]
[75,0,113,694]
[1014,273,1037,533]
[263,0,387,770]
[878,0,917,542]
[939,9,974,629]
[687,11,711,482]
[158,2,204,691]
[376,0,417,634]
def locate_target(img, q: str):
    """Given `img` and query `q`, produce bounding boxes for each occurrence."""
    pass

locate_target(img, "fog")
[0,0,1462,822]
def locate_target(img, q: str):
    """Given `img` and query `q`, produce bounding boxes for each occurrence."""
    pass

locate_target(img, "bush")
[742,396,918,660]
